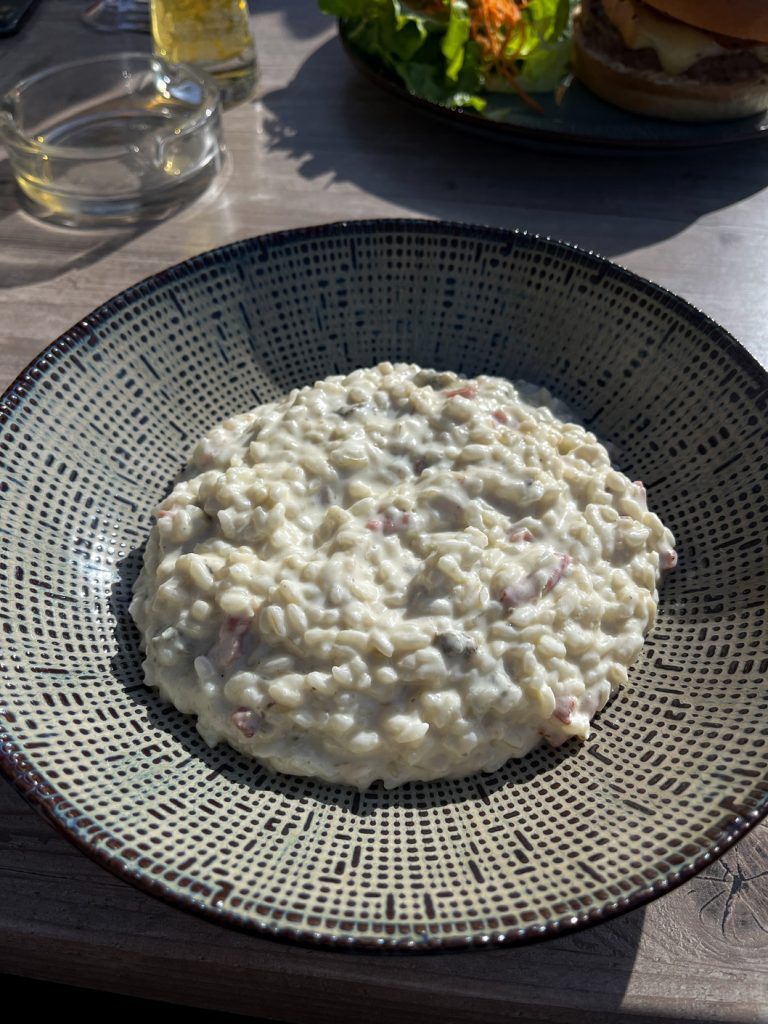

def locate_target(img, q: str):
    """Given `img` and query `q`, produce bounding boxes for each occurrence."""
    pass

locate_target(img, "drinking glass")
[150,0,257,107]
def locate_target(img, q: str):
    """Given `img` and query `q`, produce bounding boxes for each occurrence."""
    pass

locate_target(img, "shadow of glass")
[261,37,768,258]
[0,158,155,288]
[110,545,584,818]
[0,149,237,287]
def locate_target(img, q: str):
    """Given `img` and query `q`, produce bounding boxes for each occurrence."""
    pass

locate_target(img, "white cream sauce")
[130,363,676,789]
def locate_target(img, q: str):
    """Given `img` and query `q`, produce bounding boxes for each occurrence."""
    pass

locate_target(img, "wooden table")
[1,3,767,1021]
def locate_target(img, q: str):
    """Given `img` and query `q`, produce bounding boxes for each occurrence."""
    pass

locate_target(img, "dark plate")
[339,21,768,154]
[1,220,767,950]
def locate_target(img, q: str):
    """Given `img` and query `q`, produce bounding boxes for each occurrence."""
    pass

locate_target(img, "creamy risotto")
[130,363,676,789]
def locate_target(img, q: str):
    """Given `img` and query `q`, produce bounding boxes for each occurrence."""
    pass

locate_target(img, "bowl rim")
[1,217,767,952]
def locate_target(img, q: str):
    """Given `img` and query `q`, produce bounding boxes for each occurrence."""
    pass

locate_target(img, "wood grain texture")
[1,3,768,1022]
[1,774,767,1023]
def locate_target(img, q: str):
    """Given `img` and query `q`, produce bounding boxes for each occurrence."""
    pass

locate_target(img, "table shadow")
[261,37,768,258]
[0,157,152,287]
[0,152,234,288]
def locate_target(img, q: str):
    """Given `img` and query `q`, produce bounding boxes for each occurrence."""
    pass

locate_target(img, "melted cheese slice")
[602,0,728,74]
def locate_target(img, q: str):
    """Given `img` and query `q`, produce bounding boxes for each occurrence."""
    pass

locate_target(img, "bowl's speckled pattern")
[1,220,767,950]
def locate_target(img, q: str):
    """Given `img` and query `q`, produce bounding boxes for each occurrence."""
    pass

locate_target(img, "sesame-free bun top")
[644,0,768,43]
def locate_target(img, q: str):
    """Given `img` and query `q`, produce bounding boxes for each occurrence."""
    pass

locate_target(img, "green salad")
[320,0,575,112]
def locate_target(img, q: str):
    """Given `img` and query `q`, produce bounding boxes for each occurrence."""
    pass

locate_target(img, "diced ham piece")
[660,548,677,570]
[543,553,571,595]
[553,695,577,725]
[444,385,477,399]
[499,553,571,611]
[367,509,411,534]
[385,510,411,534]
[157,509,175,519]
[634,481,647,508]
[231,708,261,738]
[492,409,510,424]
[499,576,540,611]
[508,527,534,543]
[210,616,250,668]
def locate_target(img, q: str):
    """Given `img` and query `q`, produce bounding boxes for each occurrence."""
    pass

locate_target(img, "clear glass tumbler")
[150,0,257,107]
[0,54,223,227]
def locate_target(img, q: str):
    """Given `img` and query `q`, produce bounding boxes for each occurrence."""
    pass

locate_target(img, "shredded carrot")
[415,0,545,112]
[469,0,544,112]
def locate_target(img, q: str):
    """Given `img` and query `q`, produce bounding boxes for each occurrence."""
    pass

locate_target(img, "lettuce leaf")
[321,0,574,110]
[441,1,471,81]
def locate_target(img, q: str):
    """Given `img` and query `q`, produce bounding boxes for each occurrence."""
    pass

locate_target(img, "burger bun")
[642,0,768,45]
[572,15,768,122]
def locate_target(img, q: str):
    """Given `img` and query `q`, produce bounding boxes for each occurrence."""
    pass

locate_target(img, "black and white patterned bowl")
[1,220,767,950]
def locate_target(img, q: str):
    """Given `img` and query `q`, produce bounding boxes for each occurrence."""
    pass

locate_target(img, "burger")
[572,0,768,121]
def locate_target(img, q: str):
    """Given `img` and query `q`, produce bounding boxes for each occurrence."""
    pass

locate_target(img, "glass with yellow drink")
[150,0,256,106]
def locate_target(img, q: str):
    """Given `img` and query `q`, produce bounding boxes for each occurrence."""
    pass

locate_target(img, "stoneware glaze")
[1,220,766,949]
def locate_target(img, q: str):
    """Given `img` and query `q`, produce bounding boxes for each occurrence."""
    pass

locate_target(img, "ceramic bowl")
[1,220,766,949]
